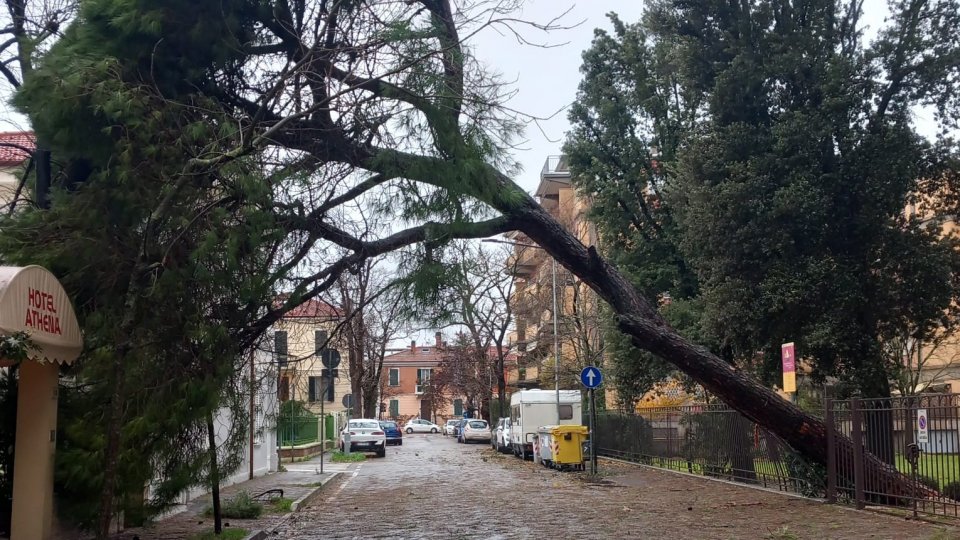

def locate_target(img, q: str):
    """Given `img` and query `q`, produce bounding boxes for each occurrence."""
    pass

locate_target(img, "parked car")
[443,418,460,436]
[380,420,402,446]
[491,418,511,452]
[460,419,491,443]
[403,418,442,434]
[339,418,387,457]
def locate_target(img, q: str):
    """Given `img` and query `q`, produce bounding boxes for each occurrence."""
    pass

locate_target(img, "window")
[415,368,432,394]
[559,404,573,420]
[278,376,290,402]
[253,393,265,445]
[274,331,288,367]
[453,399,463,416]
[315,330,327,356]
[389,399,399,417]
[389,368,399,386]
[308,376,320,402]
[511,405,519,423]
[321,372,334,402]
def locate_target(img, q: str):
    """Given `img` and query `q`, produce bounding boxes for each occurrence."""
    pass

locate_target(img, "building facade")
[380,333,463,424]
[505,155,611,404]
[271,298,353,414]
[0,131,35,210]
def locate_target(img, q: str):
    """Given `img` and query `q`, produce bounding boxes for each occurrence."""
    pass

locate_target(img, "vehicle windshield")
[381,422,397,429]
[468,421,487,429]
[350,421,379,429]
[446,419,458,425]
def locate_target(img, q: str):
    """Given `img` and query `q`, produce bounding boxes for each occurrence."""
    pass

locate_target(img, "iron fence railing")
[827,395,960,518]
[597,395,960,519]
[596,405,824,497]
[277,413,330,447]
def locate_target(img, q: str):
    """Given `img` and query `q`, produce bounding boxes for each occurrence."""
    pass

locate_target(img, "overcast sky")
[464,0,907,194]
[466,1,646,193]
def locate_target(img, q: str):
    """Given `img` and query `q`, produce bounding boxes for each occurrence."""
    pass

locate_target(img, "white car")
[444,418,460,436]
[403,418,441,434]
[491,418,511,453]
[461,419,491,443]
[339,418,387,457]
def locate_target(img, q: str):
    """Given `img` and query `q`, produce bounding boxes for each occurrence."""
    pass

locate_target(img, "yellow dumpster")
[535,425,589,471]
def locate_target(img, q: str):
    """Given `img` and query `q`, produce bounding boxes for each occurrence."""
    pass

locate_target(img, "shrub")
[916,474,940,492]
[943,480,960,500]
[203,491,263,519]
[331,451,366,463]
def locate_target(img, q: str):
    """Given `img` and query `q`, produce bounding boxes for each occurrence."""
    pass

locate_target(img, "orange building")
[380,333,458,423]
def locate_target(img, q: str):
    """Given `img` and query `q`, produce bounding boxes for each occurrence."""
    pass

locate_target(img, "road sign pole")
[589,387,597,475]
[320,379,325,473]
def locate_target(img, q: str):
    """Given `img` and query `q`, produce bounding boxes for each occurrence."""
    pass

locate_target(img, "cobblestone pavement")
[277,433,958,539]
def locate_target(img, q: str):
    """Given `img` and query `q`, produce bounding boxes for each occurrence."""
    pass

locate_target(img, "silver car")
[461,419,490,443]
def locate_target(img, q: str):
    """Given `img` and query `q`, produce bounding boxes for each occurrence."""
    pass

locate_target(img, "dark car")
[380,420,403,446]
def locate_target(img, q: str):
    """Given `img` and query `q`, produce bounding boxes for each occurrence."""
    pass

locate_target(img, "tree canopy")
[2,0,951,532]
[566,1,960,405]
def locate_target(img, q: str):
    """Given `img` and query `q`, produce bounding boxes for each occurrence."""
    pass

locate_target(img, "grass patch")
[202,491,263,519]
[331,451,366,463]
[268,497,294,513]
[188,528,249,540]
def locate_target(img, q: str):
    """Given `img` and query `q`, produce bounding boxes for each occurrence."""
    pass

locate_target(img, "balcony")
[541,155,569,177]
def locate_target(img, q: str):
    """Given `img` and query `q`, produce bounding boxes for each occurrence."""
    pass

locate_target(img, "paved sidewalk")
[112,453,351,539]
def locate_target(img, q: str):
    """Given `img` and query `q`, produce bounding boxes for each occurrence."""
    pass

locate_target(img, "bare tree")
[334,258,407,418]
[440,241,518,418]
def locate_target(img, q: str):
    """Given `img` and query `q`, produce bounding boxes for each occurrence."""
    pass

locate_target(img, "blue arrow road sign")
[580,366,603,389]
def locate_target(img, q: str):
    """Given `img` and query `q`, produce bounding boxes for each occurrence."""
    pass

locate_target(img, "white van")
[509,389,582,459]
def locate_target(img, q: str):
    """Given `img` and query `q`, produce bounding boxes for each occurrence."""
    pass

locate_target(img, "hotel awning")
[0,266,82,365]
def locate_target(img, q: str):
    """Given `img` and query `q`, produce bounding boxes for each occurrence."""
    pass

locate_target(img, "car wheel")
[398,440,402,446]
[431,427,438,434]
[377,446,386,458]
[406,427,413,434]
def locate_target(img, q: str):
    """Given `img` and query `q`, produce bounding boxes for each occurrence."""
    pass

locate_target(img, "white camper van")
[509,389,582,459]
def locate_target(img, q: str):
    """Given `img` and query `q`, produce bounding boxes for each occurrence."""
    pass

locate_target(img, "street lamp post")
[483,238,562,419]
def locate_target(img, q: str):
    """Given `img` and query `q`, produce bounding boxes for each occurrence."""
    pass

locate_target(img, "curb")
[246,472,342,538]
[290,472,339,511]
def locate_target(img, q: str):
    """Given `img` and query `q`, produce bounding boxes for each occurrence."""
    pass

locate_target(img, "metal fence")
[597,395,960,519]
[826,395,960,518]
[278,413,333,447]
[596,405,824,497]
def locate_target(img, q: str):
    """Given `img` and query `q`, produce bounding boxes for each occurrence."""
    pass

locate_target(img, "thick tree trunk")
[510,199,916,495]
[206,410,223,535]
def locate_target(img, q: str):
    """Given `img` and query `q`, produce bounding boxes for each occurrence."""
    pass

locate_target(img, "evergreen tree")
[567,3,960,432]
[6,2,951,524]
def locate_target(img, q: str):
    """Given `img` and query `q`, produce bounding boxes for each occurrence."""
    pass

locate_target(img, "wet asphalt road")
[275,432,954,540]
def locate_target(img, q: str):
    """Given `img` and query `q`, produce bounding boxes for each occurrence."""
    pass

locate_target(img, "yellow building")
[505,156,610,404]
[272,299,354,414]
[897,185,960,395]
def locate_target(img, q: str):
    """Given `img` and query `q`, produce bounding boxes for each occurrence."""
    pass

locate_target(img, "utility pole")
[552,257,560,420]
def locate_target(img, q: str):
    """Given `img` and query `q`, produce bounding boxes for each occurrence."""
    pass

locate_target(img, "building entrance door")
[420,399,431,422]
